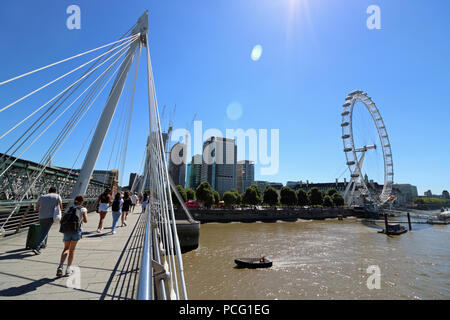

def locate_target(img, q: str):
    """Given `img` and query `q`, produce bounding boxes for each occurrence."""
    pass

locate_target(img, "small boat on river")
[378,223,407,235]
[427,211,450,225]
[234,257,273,269]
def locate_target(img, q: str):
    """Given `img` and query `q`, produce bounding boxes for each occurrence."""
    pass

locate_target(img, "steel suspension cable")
[0,47,131,179]
[0,34,138,115]
[0,34,139,87]
[0,51,131,230]
[0,38,137,140]
[0,35,134,167]
[144,34,187,299]
[118,45,141,187]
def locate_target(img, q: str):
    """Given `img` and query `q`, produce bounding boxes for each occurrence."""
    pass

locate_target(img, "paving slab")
[0,206,146,300]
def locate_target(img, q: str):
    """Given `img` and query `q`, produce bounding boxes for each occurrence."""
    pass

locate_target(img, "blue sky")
[0,0,449,195]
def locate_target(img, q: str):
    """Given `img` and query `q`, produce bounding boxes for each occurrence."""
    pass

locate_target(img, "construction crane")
[163,104,176,155]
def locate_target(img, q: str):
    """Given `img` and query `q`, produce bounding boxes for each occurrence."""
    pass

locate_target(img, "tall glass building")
[200,137,237,195]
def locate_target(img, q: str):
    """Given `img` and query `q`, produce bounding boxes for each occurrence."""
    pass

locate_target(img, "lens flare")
[251,45,263,61]
[226,102,243,120]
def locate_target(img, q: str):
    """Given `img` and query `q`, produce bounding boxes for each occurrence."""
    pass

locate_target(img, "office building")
[236,160,255,193]
[201,136,237,195]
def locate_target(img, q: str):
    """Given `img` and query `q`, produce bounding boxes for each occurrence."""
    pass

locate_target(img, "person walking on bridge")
[111,192,123,234]
[141,192,149,213]
[57,195,88,277]
[96,189,111,233]
[121,192,132,226]
[131,192,138,213]
[32,187,62,255]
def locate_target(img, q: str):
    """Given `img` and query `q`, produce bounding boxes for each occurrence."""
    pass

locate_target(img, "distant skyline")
[0,0,449,195]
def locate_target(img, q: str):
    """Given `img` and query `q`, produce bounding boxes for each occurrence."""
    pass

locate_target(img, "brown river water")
[182,214,449,300]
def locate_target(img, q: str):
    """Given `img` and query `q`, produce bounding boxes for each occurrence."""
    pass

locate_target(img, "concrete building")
[186,154,202,190]
[127,172,138,189]
[392,184,418,204]
[442,190,450,199]
[254,181,269,192]
[69,169,118,192]
[236,160,255,193]
[424,190,433,197]
[168,142,186,188]
[290,179,347,194]
[200,137,237,195]
[254,181,283,194]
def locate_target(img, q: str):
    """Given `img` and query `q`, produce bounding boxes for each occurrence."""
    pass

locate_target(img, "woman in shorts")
[96,189,111,233]
[57,195,87,277]
[121,192,132,227]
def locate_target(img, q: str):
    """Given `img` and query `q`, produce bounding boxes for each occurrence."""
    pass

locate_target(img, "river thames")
[182,212,449,300]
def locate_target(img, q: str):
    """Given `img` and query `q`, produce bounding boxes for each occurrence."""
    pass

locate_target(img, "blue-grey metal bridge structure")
[0,11,193,300]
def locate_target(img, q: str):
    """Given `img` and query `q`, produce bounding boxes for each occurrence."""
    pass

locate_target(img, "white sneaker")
[97,229,101,233]
[65,267,74,277]
[112,230,116,234]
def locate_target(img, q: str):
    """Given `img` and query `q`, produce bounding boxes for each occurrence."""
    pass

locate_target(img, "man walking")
[131,192,138,213]
[33,187,63,255]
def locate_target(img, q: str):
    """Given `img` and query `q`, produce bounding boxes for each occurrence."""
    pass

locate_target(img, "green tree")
[323,195,333,207]
[280,186,297,206]
[308,187,323,206]
[223,191,238,207]
[243,186,262,206]
[296,189,309,206]
[263,186,279,207]
[196,182,215,208]
[213,190,220,205]
[327,188,338,197]
[332,193,345,207]
[249,184,262,200]
[185,188,196,200]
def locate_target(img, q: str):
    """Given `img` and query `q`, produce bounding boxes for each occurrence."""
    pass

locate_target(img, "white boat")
[427,210,450,225]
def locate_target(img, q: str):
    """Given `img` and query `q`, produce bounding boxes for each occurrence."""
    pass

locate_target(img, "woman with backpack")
[111,192,123,234]
[96,189,112,233]
[121,192,132,227]
[57,195,88,277]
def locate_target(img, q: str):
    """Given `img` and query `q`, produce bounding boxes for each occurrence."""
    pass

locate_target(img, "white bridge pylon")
[0,11,187,300]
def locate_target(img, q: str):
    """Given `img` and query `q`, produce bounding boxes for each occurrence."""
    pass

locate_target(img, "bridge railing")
[0,198,98,237]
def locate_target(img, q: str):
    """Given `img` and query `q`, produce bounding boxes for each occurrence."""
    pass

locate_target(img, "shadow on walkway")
[0,248,35,261]
[0,278,56,297]
[100,213,146,300]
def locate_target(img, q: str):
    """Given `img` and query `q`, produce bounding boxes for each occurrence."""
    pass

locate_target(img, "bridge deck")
[0,205,146,300]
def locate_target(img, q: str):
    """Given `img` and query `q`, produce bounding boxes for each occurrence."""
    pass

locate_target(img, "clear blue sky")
[0,0,449,195]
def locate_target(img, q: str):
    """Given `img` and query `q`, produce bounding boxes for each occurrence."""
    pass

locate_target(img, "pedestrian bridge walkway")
[0,205,146,300]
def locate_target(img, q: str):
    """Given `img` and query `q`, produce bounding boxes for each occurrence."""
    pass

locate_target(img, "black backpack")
[59,206,82,233]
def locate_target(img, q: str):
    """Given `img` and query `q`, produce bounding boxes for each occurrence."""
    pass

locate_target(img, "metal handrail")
[0,197,98,236]
[137,208,152,300]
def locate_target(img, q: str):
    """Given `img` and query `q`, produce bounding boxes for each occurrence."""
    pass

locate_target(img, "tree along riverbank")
[185,207,372,224]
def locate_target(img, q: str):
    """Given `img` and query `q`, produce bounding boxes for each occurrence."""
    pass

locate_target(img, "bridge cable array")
[0,33,140,229]
[0,14,188,300]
